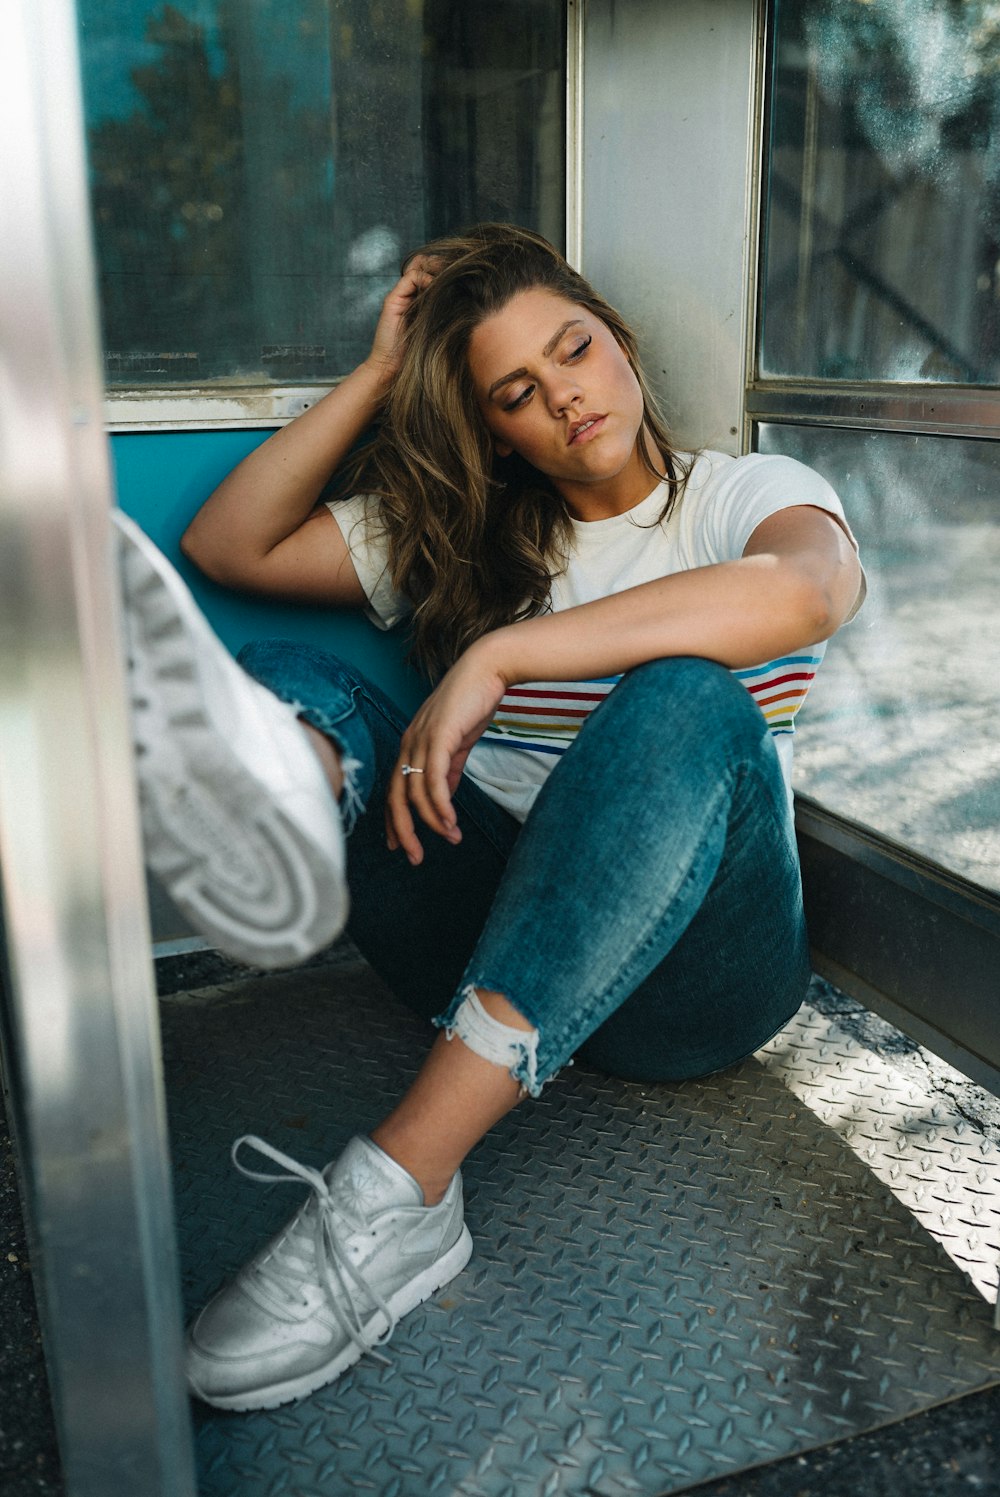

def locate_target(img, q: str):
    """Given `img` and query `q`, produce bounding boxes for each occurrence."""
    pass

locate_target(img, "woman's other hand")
[364,255,442,392]
[386,640,508,865]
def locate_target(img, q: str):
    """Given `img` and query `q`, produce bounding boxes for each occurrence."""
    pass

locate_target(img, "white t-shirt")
[328,451,864,821]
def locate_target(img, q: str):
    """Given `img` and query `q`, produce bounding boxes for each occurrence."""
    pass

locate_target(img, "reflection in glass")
[757,423,1000,893]
[762,0,1000,383]
[78,0,565,385]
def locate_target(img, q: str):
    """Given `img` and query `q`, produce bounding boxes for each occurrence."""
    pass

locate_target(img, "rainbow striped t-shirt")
[329,451,864,823]
[480,652,823,759]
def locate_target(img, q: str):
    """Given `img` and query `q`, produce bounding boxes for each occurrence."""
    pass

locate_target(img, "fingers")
[391,255,440,307]
[400,251,444,281]
[385,776,422,864]
[385,743,462,867]
[369,260,440,380]
[383,652,505,863]
[422,742,461,836]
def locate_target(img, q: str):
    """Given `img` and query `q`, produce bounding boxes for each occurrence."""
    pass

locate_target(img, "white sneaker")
[114,509,348,968]
[186,1135,473,1410]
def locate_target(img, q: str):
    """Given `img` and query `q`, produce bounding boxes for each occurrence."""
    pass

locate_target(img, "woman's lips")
[568,414,607,445]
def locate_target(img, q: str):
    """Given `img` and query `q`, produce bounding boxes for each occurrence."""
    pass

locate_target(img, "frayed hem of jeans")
[433,984,546,1099]
[337,756,366,835]
[287,697,367,835]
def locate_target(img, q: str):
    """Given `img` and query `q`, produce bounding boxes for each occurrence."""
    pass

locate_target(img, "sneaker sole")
[188,1225,474,1410]
[115,511,347,969]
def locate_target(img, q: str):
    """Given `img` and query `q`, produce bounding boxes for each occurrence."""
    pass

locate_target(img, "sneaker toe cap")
[185,1286,334,1401]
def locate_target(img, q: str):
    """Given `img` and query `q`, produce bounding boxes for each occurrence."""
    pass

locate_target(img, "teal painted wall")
[110,429,428,715]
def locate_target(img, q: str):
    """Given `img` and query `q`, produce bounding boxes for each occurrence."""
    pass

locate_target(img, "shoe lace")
[233,1135,396,1366]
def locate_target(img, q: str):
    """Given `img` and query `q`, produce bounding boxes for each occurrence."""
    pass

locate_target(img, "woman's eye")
[503,385,534,412]
[566,336,592,361]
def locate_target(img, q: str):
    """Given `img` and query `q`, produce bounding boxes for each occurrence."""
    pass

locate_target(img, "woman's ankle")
[369,1125,453,1207]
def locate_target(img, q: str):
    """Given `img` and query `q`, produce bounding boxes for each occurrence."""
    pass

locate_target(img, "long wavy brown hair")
[329,223,691,678]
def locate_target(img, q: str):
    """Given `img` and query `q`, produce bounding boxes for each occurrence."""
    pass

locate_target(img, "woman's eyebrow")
[486,320,584,400]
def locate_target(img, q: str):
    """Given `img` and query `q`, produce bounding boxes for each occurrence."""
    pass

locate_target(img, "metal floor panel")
[161,964,1000,1497]
[757,1003,1000,1311]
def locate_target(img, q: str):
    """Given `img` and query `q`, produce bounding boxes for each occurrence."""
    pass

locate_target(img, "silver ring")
[400,764,425,777]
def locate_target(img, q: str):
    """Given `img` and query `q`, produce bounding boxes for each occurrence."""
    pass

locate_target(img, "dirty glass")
[761,0,1000,383]
[758,422,1000,894]
[77,0,565,386]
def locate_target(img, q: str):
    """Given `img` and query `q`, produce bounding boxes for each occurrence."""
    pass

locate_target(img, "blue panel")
[110,430,428,715]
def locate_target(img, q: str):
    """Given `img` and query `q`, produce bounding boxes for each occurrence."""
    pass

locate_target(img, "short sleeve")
[693,453,866,623]
[325,494,412,631]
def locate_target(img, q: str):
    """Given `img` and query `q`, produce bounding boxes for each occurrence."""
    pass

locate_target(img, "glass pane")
[762,0,1000,383]
[757,422,1000,893]
[78,0,566,386]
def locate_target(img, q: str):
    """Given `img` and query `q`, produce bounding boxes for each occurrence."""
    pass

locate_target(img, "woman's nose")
[547,376,583,417]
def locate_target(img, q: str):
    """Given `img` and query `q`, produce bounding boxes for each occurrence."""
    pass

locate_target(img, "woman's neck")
[556,431,665,523]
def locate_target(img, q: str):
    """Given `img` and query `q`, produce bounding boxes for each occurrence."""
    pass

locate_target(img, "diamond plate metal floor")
[758,1003,1000,1314]
[161,963,1000,1497]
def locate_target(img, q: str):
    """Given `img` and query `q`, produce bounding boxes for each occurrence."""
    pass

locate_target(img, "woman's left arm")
[387,506,861,860]
[495,504,861,681]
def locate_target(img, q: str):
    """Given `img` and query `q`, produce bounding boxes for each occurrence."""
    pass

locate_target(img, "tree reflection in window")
[79,0,565,386]
[763,0,1000,383]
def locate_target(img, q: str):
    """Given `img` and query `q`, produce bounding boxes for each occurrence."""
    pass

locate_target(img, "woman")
[118,223,864,1411]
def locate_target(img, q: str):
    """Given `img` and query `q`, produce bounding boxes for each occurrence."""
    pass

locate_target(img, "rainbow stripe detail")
[481,654,823,758]
[731,654,822,736]
[481,677,619,754]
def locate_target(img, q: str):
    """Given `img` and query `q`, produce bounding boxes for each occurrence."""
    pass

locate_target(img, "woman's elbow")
[808,589,838,643]
[178,524,198,564]
[180,522,227,583]
[798,559,860,642]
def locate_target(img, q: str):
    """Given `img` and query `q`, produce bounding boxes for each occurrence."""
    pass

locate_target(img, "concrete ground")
[2,948,998,1497]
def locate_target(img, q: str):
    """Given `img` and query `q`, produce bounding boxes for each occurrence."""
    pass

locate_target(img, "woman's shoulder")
[326,490,383,523]
[675,448,845,561]
[684,448,833,493]
[681,449,841,521]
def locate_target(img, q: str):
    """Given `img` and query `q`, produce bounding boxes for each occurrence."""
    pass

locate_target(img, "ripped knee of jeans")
[291,702,367,836]
[336,755,366,835]
[436,985,542,1098]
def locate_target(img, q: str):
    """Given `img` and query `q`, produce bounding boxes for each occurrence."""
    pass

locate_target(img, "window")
[754,0,1000,895]
[761,0,1000,383]
[78,0,566,391]
[758,422,1000,891]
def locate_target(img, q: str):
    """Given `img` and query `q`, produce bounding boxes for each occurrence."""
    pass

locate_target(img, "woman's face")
[466,288,647,508]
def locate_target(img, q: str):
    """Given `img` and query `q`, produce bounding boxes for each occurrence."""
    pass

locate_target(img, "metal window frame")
[795,799,1000,1099]
[748,381,1000,439]
[578,0,762,456]
[752,1,1000,1090]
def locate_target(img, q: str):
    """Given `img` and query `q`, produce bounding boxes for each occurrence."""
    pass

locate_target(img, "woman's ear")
[495,439,514,459]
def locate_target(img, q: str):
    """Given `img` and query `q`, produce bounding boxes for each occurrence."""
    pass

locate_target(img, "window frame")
[750,0,1000,1095]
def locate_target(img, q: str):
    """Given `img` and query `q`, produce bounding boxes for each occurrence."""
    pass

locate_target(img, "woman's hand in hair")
[364,255,442,392]
[385,641,507,865]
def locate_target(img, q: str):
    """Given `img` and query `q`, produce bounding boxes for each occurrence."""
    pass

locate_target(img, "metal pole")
[0,1,197,1492]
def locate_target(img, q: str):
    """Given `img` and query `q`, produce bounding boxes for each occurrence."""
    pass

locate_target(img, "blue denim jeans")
[238,642,810,1093]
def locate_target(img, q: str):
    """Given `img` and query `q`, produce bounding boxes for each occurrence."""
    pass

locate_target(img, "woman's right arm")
[179,259,435,606]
